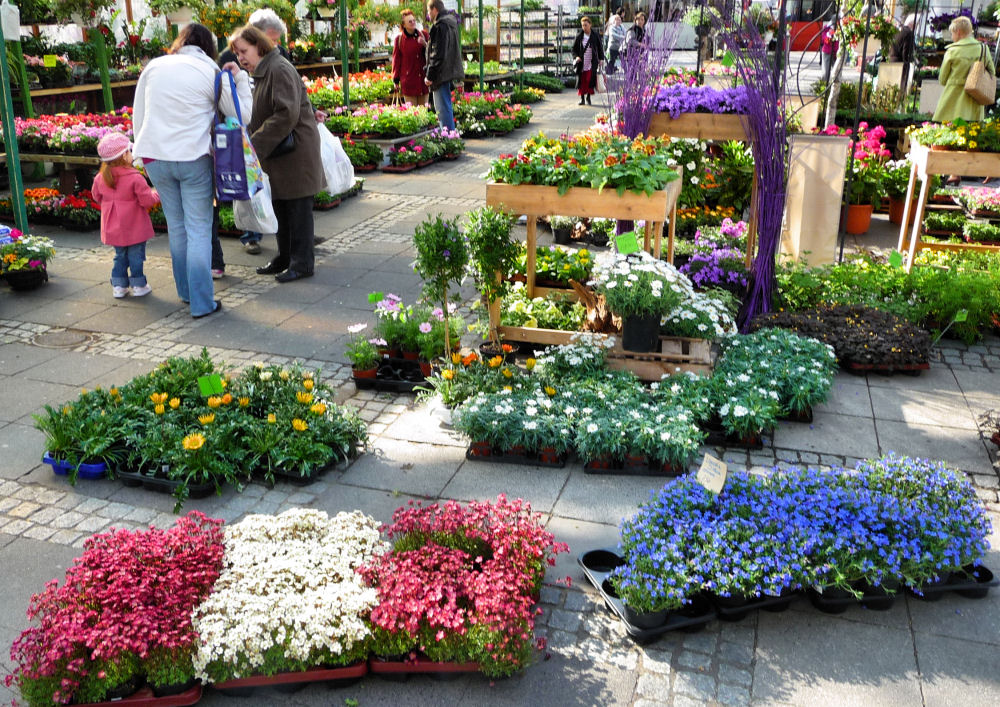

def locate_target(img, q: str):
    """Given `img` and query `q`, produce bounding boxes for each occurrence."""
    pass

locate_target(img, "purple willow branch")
[711,14,788,331]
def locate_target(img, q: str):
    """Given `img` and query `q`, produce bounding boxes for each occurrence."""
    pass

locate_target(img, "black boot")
[586,94,592,105]
[579,97,585,105]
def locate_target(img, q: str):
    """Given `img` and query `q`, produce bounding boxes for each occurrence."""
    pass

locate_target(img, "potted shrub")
[465,205,518,354]
[34,387,128,481]
[1,231,55,290]
[844,123,890,235]
[313,190,341,210]
[590,250,691,352]
[369,291,409,357]
[883,159,917,225]
[383,141,422,172]
[413,214,469,359]
[346,323,381,378]
[342,136,383,171]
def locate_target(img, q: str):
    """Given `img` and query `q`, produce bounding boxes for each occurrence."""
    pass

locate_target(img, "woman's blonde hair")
[98,154,132,190]
[230,24,275,56]
[949,16,973,37]
[400,9,416,31]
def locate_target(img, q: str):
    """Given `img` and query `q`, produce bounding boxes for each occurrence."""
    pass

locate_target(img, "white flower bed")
[192,509,388,682]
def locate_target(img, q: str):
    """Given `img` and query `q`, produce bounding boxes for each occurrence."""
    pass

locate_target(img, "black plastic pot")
[3,268,48,291]
[858,579,900,611]
[623,605,669,629]
[953,564,995,599]
[150,678,199,698]
[552,227,572,245]
[621,313,661,353]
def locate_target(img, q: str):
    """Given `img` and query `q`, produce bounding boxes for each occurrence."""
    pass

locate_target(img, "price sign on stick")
[696,454,728,495]
[43,55,58,68]
[615,231,640,254]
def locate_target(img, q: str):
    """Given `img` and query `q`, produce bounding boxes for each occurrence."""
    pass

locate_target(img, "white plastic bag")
[317,124,355,195]
[234,173,278,234]
[1,0,20,41]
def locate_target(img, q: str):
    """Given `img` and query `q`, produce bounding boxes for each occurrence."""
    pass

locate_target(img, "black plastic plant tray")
[464,445,567,468]
[843,360,930,376]
[778,406,813,424]
[117,468,216,499]
[578,549,716,642]
[805,585,904,613]
[701,426,765,450]
[709,592,798,621]
[906,565,997,601]
[354,358,428,393]
[582,458,687,476]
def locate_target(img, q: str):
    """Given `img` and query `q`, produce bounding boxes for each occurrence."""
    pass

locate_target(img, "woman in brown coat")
[227,25,325,282]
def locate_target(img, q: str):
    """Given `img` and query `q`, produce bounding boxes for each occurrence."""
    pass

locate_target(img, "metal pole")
[519,0,524,89]
[479,0,484,89]
[838,3,875,263]
[0,40,29,233]
[353,27,360,73]
[339,5,349,104]
[696,0,705,78]
[773,0,787,90]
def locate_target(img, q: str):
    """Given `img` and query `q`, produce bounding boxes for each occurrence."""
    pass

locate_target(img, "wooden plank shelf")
[647,112,750,141]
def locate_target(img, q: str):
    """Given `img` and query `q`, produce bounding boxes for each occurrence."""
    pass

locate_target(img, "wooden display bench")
[18,153,100,194]
[15,80,138,114]
[485,179,708,380]
[898,143,1000,270]
[607,336,715,378]
[646,111,759,268]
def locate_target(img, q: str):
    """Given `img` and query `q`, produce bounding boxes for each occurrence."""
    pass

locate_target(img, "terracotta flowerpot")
[352,366,377,379]
[419,361,432,377]
[845,203,873,235]
[887,196,918,226]
[468,441,492,458]
[402,350,419,361]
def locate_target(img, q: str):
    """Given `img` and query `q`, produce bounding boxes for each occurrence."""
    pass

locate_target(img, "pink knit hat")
[97,132,132,162]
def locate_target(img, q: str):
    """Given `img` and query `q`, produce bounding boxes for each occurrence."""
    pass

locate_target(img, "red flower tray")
[382,164,417,173]
[368,657,480,675]
[75,685,202,707]
[845,361,930,374]
[212,662,368,690]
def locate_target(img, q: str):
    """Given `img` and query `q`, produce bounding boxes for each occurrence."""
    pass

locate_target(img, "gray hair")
[248,8,287,37]
[949,15,973,37]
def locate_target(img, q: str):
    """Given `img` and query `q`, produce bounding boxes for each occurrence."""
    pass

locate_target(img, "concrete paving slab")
[83,358,159,389]
[908,548,1000,647]
[28,274,96,299]
[17,298,110,328]
[18,465,121,500]
[770,412,880,459]
[380,407,468,447]
[915,632,1000,707]
[348,239,413,256]
[336,251,398,271]
[246,278,329,305]
[339,438,464,496]
[551,470,664,526]
[0,377,82,424]
[875,420,994,474]
[74,300,181,333]
[813,380,872,418]
[0,537,80,632]
[224,300,304,327]
[544,516,621,586]
[309,265,371,288]
[781,592,911,630]
[0,422,46,480]
[868,387,979,430]
[21,351,132,387]
[866,365,960,394]
[310,286,381,315]
[441,459,570,515]
[0,342,63,375]
[308,482,425,526]
[753,611,922,706]
[953,369,1000,415]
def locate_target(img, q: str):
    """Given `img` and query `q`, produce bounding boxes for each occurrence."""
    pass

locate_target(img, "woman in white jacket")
[133,23,251,319]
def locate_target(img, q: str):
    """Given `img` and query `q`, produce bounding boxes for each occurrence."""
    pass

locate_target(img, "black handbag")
[269,132,295,158]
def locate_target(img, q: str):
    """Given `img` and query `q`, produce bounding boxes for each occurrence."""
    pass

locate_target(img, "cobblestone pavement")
[2,89,999,706]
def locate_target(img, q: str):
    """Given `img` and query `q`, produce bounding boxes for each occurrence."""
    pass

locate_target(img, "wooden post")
[525,214,537,298]
[896,160,919,253]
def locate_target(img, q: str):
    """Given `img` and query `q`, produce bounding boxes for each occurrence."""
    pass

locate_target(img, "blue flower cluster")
[653,84,751,119]
[611,454,992,613]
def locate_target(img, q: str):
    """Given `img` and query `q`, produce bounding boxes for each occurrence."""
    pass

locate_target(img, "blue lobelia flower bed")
[611,453,992,614]
[652,84,751,119]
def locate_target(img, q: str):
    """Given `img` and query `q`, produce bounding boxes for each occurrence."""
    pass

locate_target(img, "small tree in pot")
[413,214,469,360]
[465,205,517,351]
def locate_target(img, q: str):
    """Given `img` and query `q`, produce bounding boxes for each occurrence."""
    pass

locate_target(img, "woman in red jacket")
[392,9,429,106]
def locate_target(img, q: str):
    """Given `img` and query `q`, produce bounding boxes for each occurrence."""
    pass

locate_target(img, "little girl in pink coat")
[91,132,160,298]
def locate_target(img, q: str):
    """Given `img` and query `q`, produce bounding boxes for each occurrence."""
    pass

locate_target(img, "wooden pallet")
[606,336,716,380]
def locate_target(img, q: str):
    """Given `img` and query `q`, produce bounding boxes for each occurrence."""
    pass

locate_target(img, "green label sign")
[197,374,224,397]
[616,232,640,255]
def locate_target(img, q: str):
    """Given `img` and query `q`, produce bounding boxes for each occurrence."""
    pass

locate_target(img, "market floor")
[2,87,999,706]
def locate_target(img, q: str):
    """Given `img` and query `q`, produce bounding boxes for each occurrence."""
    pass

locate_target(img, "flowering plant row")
[323,102,438,138]
[303,72,396,109]
[3,188,101,230]
[1,230,55,274]
[360,495,567,677]
[33,349,367,507]
[488,131,680,196]
[512,244,593,285]
[908,119,1000,153]
[5,109,132,155]
[953,186,1000,214]
[366,292,463,362]
[613,454,991,612]
[5,512,225,707]
[677,219,750,294]
[449,329,836,462]
[499,282,587,331]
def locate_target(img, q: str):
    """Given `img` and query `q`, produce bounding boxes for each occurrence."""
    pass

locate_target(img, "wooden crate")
[607,336,716,381]
[485,182,677,223]
[647,112,749,141]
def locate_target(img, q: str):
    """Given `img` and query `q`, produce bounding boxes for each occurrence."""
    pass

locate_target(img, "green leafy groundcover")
[33,349,366,509]
[613,454,992,612]
[776,252,1000,343]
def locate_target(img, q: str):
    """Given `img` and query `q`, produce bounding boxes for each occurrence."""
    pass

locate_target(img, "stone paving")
[1,85,1000,706]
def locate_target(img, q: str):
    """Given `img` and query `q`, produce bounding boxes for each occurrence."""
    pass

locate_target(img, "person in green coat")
[933,15,995,123]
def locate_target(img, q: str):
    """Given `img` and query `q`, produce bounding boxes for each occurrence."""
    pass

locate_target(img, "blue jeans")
[432,80,455,130]
[145,156,215,316]
[241,231,262,245]
[110,243,147,288]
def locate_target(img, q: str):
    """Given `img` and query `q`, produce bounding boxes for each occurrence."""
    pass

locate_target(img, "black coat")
[572,30,604,89]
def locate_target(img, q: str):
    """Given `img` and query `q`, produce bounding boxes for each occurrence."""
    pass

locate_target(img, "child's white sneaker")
[112,286,128,298]
[131,284,152,297]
